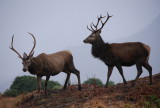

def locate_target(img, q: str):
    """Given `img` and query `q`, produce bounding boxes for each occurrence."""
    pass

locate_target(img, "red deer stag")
[10,33,81,96]
[83,13,152,87]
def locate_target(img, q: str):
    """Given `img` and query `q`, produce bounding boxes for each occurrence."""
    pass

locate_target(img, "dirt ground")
[1,73,160,108]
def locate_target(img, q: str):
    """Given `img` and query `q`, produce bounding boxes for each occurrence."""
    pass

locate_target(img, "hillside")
[9,73,160,108]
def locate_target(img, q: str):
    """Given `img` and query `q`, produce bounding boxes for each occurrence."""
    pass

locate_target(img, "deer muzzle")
[83,39,88,43]
[23,68,27,72]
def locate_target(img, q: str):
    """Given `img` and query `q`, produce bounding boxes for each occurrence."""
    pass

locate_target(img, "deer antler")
[92,15,106,30]
[28,32,36,57]
[98,13,112,31]
[87,13,112,32]
[9,35,23,59]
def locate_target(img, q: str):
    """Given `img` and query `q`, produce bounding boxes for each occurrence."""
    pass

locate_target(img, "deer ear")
[30,51,34,58]
[23,52,28,59]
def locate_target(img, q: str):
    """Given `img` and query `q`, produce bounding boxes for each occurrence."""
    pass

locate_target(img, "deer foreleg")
[37,76,42,93]
[105,66,114,87]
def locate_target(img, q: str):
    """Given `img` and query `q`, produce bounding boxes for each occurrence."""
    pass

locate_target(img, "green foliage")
[10,76,37,94]
[83,78,103,86]
[41,80,62,89]
[83,78,115,87]
[3,89,18,97]
[3,75,61,97]
[124,104,134,108]
[107,81,115,86]
[144,95,160,108]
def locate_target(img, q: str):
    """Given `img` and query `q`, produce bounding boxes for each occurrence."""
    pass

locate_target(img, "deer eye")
[27,61,30,64]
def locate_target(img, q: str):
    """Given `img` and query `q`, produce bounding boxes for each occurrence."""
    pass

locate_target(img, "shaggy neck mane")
[91,36,111,61]
[28,57,40,75]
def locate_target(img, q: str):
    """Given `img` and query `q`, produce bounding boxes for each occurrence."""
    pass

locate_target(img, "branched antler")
[9,35,23,59]
[10,33,36,59]
[28,32,36,57]
[87,13,112,32]
[98,13,112,31]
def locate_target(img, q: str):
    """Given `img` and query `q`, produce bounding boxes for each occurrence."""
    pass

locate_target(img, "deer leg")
[37,76,42,93]
[116,65,127,85]
[63,73,71,90]
[143,63,152,85]
[45,76,50,96]
[105,66,114,87]
[72,69,81,90]
[132,64,143,86]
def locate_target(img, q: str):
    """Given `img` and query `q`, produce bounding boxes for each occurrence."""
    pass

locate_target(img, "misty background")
[0,0,160,93]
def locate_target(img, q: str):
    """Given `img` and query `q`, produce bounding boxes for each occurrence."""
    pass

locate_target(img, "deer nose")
[23,68,27,72]
[83,39,87,43]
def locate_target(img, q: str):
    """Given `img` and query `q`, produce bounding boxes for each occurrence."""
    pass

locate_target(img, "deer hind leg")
[63,72,71,90]
[105,66,114,87]
[71,68,81,90]
[45,75,50,97]
[116,65,127,85]
[132,63,143,86]
[143,62,152,85]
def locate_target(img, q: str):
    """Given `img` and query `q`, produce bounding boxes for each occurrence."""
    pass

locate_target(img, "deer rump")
[93,42,150,66]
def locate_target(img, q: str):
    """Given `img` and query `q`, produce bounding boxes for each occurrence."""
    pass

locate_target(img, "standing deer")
[10,33,81,96]
[83,13,152,87]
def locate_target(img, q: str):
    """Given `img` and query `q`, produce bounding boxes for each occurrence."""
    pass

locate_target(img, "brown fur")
[27,50,81,95]
[84,31,152,87]
[10,33,81,96]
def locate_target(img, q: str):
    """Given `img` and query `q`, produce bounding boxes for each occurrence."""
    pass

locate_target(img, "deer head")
[10,32,36,72]
[83,13,112,44]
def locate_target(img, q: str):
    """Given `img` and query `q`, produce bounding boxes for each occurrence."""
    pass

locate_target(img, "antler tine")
[98,13,112,30]
[90,24,95,31]
[28,32,36,56]
[9,35,23,59]
[87,25,93,32]
[92,14,106,30]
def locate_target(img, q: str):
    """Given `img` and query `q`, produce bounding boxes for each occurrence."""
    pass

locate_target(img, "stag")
[83,13,152,87]
[10,33,81,96]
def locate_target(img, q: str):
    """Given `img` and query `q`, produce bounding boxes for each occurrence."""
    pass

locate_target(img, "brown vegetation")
[0,96,16,108]
[12,73,160,108]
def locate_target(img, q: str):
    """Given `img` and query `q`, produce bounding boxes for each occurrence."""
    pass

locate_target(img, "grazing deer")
[83,13,152,87]
[10,33,81,96]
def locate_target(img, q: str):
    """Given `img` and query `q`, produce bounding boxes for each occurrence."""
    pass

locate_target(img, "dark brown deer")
[10,33,81,96]
[83,13,152,87]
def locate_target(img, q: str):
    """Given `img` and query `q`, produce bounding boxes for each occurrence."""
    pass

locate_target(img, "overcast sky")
[0,0,160,92]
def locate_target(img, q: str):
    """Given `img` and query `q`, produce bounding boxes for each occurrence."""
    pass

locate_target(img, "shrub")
[83,78,115,87]
[107,81,115,86]
[3,89,18,97]
[144,95,160,108]
[3,75,61,97]
[83,78,104,86]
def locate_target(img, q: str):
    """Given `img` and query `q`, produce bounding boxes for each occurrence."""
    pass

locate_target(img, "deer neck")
[91,36,112,63]
[28,57,38,75]
[92,36,105,56]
